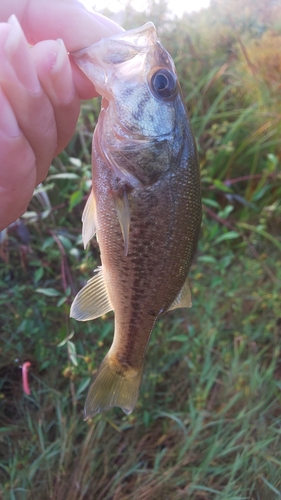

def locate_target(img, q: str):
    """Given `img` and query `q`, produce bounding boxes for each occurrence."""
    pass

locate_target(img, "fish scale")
[70,22,202,418]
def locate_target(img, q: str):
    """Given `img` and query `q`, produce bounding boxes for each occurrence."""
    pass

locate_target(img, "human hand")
[0,0,122,230]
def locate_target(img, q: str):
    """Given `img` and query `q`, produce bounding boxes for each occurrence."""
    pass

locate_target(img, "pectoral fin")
[113,189,130,256]
[82,190,97,249]
[168,277,192,310]
[70,268,112,321]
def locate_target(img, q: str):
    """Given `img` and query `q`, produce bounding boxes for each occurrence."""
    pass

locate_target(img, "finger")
[0,1,123,99]
[0,87,36,230]
[27,2,123,49]
[23,2,124,99]
[31,39,81,154]
[0,0,123,49]
[70,60,100,100]
[0,16,57,184]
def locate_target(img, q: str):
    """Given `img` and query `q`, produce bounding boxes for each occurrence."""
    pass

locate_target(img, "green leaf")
[76,378,91,397]
[57,331,74,347]
[67,340,78,366]
[251,184,271,202]
[212,179,233,193]
[69,157,82,168]
[169,335,187,342]
[57,297,67,307]
[57,234,72,250]
[218,205,234,219]
[202,198,221,209]
[69,190,83,211]
[34,267,44,283]
[238,222,281,252]
[214,231,240,244]
[41,237,55,250]
[197,255,217,264]
[267,153,278,170]
[47,173,80,180]
[36,288,61,297]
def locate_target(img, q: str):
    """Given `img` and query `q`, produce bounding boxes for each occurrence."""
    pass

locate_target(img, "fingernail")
[5,15,40,93]
[49,39,75,103]
[0,88,20,137]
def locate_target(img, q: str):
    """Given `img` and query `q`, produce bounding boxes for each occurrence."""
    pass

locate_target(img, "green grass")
[1,0,281,498]
[1,249,281,499]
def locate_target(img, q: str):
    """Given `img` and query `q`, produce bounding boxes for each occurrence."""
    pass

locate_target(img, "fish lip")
[104,21,157,46]
[71,22,157,57]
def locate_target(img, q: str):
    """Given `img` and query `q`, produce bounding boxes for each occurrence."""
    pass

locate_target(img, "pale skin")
[0,0,123,230]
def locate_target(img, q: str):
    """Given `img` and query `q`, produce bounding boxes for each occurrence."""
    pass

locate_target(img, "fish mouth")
[71,22,158,98]
[101,21,157,48]
[72,22,157,57]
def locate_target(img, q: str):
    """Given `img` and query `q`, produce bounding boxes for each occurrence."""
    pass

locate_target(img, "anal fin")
[168,276,192,311]
[70,267,112,321]
[82,189,97,249]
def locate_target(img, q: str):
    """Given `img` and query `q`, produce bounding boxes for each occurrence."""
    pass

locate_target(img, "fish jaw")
[71,23,157,102]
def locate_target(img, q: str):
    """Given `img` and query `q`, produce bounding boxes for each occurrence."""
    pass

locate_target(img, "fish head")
[72,23,181,139]
[72,23,197,187]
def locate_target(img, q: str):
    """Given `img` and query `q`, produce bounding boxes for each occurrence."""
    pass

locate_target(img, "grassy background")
[1,0,281,498]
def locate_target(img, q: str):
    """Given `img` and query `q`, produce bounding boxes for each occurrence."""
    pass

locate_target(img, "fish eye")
[150,69,177,100]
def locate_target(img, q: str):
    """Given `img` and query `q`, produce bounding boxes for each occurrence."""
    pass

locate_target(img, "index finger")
[0,0,123,50]
[0,0,124,98]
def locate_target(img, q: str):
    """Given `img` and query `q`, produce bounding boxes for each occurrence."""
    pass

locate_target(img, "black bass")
[70,23,202,419]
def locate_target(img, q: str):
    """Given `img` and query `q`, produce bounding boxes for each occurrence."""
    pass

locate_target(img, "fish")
[70,23,202,420]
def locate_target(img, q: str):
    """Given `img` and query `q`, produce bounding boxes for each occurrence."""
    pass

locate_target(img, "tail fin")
[84,355,143,420]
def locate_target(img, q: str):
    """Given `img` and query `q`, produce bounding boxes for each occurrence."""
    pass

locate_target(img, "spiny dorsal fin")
[70,267,112,321]
[113,188,130,256]
[168,277,192,311]
[82,189,97,249]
